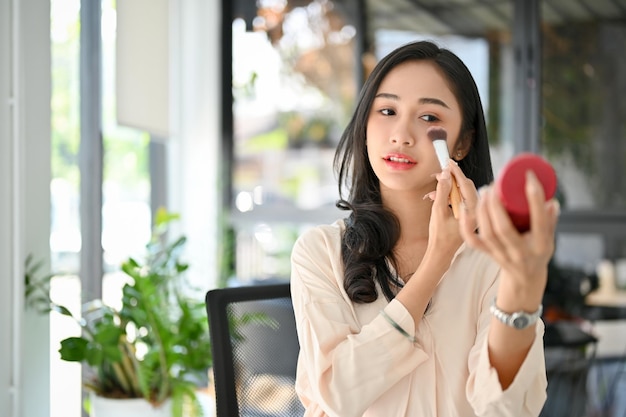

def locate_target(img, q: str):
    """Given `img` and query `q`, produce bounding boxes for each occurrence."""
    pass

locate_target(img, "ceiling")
[364,0,626,38]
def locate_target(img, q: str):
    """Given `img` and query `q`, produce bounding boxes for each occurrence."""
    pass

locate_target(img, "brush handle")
[450,176,462,219]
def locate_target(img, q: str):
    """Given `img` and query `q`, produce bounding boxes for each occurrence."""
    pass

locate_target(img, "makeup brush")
[427,127,462,219]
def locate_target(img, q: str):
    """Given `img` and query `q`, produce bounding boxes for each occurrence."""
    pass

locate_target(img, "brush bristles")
[426,126,447,142]
[428,127,450,169]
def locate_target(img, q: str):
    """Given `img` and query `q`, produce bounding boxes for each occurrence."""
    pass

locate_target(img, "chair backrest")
[206,283,304,417]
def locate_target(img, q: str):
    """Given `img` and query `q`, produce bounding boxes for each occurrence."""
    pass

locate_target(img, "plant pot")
[90,394,172,417]
[89,391,215,417]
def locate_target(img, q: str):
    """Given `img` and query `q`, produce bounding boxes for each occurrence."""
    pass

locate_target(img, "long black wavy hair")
[334,40,494,303]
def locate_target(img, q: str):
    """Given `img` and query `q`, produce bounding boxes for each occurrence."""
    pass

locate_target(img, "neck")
[382,190,432,241]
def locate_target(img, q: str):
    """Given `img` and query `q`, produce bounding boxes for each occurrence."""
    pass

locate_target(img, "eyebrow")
[374,93,450,109]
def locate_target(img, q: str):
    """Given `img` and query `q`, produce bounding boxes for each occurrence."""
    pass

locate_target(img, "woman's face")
[366,60,464,197]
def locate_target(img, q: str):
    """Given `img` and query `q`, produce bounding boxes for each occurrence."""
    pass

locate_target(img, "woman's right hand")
[425,161,474,259]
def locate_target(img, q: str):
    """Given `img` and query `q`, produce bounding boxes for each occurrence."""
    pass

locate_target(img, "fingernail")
[526,170,540,193]
[440,169,450,180]
[552,199,561,216]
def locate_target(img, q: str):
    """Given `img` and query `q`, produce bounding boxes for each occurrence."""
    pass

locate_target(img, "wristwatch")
[489,297,543,330]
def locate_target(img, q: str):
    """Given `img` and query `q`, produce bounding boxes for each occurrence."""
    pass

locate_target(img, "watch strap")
[489,297,543,330]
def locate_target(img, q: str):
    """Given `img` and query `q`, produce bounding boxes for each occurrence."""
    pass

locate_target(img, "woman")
[289,40,559,416]
[291,42,558,417]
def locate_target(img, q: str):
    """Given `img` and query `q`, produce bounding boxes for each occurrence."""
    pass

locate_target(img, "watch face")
[512,314,530,329]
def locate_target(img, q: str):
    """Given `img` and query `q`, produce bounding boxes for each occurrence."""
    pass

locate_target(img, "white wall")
[0,0,52,416]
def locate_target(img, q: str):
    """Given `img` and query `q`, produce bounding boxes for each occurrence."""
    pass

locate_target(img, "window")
[540,2,626,269]
[225,0,365,283]
[224,0,626,284]
[50,1,152,416]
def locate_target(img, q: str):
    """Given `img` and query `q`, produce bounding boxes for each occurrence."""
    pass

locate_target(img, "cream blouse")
[290,219,547,417]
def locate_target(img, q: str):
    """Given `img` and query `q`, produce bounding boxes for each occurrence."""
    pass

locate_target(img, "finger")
[484,179,525,259]
[475,186,510,264]
[459,200,482,247]
[526,170,552,251]
[548,199,561,226]
[486,182,517,233]
[448,161,478,210]
[447,161,463,217]
[434,168,453,214]
[450,176,462,219]
[543,199,560,253]
[423,191,436,202]
[474,187,497,245]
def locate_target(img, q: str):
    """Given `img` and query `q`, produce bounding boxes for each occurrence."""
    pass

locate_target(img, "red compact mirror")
[495,153,558,233]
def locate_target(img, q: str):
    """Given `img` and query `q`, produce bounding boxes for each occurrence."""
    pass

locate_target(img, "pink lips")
[383,153,416,170]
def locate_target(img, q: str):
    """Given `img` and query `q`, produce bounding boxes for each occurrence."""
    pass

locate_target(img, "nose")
[389,121,415,146]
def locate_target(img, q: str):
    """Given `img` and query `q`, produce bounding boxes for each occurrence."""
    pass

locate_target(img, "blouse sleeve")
[466,281,548,417]
[290,227,428,417]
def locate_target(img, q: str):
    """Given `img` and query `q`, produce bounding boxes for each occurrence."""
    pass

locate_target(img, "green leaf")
[52,304,75,318]
[101,344,123,363]
[84,344,104,366]
[59,337,89,362]
[154,207,180,228]
[93,324,124,345]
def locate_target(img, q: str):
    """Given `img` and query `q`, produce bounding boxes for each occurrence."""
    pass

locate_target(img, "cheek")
[364,137,385,177]
[365,123,388,156]
[365,124,377,156]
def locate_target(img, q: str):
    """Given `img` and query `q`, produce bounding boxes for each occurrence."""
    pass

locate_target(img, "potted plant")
[25,208,213,417]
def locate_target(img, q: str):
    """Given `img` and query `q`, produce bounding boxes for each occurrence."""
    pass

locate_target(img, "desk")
[583,290,626,358]
[586,290,626,308]
[584,290,626,321]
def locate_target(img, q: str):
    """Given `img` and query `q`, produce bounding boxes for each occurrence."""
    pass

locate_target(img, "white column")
[0,0,16,413]
[168,0,222,292]
[0,0,51,416]
[20,0,52,416]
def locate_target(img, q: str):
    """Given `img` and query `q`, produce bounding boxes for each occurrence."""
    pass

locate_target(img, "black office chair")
[206,283,305,417]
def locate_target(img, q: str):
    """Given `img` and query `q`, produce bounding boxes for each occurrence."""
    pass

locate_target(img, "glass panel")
[541,7,626,211]
[367,2,515,170]
[50,0,81,276]
[229,0,362,282]
[554,233,605,272]
[231,0,360,214]
[50,1,152,416]
[50,1,82,416]
[101,1,152,270]
[228,0,520,283]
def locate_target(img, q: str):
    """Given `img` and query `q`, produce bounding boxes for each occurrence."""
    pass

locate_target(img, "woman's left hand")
[459,170,560,292]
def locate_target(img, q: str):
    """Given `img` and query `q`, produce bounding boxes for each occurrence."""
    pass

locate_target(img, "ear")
[453,130,473,161]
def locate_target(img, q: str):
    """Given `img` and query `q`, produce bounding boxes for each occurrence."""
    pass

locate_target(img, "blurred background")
[2,0,626,416]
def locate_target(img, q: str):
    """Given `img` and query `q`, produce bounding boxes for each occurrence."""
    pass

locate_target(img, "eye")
[380,108,396,116]
[420,114,440,122]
